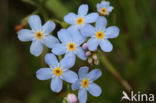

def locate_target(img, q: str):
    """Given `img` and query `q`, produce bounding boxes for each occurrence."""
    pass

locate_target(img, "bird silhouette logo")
[121,91,130,101]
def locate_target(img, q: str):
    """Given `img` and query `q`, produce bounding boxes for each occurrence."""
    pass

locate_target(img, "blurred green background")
[0,0,156,103]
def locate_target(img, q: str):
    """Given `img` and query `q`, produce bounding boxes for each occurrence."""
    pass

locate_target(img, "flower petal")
[42,35,59,48]
[64,52,76,66]
[62,70,78,83]
[36,68,52,80]
[75,47,87,60]
[78,66,89,79]
[96,4,101,12]
[108,6,114,13]
[81,24,95,37]
[88,83,102,97]
[87,69,102,81]
[64,13,77,24]
[72,80,81,90]
[42,20,56,35]
[28,15,41,31]
[87,38,98,51]
[67,26,86,45]
[85,13,99,23]
[78,4,88,16]
[58,29,72,43]
[78,89,87,103]
[30,40,43,56]
[60,53,75,69]
[51,77,63,93]
[100,39,113,52]
[105,26,119,38]
[45,53,58,68]
[96,16,107,29]
[52,43,66,55]
[101,1,110,7]
[18,29,34,42]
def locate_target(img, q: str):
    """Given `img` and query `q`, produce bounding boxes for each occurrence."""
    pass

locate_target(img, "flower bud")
[67,93,77,103]
[82,43,88,50]
[86,51,91,56]
[15,23,26,32]
[88,57,93,64]
[92,54,98,60]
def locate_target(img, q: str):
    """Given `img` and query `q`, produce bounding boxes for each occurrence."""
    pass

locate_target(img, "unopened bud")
[82,43,88,50]
[67,93,77,103]
[15,23,26,33]
[88,57,93,64]
[86,51,91,56]
[92,54,98,60]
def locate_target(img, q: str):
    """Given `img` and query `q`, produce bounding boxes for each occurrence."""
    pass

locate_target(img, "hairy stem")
[98,50,132,92]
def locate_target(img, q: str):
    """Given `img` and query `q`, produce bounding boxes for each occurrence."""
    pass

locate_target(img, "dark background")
[0,0,156,103]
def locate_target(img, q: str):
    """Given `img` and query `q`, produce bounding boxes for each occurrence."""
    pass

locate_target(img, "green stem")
[98,50,132,92]
[40,47,48,67]
[50,19,69,28]
[22,0,48,20]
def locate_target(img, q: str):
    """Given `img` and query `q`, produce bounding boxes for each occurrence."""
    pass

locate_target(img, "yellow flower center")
[81,78,89,88]
[96,31,104,39]
[35,31,44,39]
[67,43,76,51]
[53,67,63,76]
[100,8,108,15]
[76,17,84,25]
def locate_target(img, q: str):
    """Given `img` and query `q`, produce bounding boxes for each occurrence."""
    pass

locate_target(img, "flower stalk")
[98,50,132,92]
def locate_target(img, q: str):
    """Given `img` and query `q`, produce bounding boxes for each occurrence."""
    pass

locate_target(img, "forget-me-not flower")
[18,15,59,56]
[64,4,99,30]
[72,66,102,103]
[81,16,119,52]
[97,0,114,16]
[36,53,78,93]
[52,26,87,65]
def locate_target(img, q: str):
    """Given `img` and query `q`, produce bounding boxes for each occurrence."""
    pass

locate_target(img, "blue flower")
[97,0,114,16]
[64,4,99,30]
[81,16,119,52]
[52,26,87,65]
[36,53,78,93]
[72,66,102,103]
[18,15,59,56]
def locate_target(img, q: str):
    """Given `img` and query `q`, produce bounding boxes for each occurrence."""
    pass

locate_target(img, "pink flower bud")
[92,54,98,60]
[86,51,91,56]
[67,93,77,103]
[88,57,93,64]
[82,43,88,50]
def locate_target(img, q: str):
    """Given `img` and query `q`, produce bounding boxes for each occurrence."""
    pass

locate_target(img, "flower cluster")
[17,1,119,103]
